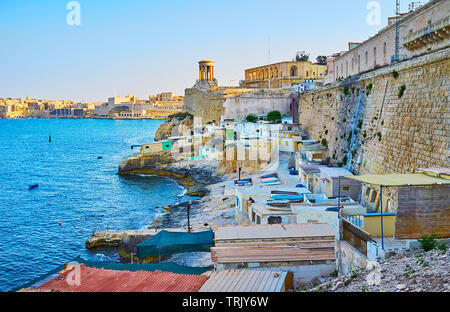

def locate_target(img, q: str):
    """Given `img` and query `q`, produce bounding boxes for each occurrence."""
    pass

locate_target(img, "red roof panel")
[37,264,208,292]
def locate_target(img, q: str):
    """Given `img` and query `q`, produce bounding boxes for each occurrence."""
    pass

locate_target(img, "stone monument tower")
[195,60,218,88]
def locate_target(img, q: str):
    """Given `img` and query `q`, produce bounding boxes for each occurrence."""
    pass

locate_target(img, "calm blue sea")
[0,119,190,292]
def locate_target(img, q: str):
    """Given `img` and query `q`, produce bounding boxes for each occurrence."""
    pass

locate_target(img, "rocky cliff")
[154,114,193,141]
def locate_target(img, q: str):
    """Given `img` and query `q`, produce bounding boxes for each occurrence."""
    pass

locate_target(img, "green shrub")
[267,110,282,122]
[246,114,257,123]
[358,120,363,129]
[437,242,448,251]
[377,132,382,141]
[398,85,406,98]
[418,233,438,252]
[392,70,399,79]
[343,86,350,96]
[321,138,328,147]
[366,83,373,96]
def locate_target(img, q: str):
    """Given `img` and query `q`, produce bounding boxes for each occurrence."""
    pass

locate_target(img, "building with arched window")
[240,61,327,88]
[325,0,449,83]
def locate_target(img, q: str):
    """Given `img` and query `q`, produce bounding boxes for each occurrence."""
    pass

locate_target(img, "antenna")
[268,37,271,89]
[394,0,400,63]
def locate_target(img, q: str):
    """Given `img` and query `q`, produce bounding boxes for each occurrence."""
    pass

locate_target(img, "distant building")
[240,61,327,89]
[93,93,183,119]
[49,108,85,117]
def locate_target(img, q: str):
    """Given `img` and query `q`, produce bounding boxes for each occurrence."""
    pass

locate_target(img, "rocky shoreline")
[89,158,236,265]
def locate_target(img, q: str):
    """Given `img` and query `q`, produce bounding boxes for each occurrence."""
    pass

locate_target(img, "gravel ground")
[302,248,449,292]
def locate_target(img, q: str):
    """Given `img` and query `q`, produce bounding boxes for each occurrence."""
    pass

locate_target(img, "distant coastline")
[0,116,168,120]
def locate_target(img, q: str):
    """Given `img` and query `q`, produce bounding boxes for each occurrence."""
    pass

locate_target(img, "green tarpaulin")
[137,230,214,258]
[77,257,212,275]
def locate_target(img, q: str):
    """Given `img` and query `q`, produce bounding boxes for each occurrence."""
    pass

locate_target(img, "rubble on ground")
[303,249,449,292]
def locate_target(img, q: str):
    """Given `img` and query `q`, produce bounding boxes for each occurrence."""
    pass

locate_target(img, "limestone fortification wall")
[183,87,225,124]
[183,86,294,123]
[222,89,292,121]
[299,48,449,174]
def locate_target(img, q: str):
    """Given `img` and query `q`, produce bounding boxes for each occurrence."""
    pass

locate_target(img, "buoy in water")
[49,135,52,143]
[98,156,103,159]
[59,220,62,226]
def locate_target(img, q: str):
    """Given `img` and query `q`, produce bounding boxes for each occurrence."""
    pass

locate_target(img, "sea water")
[0,118,189,291]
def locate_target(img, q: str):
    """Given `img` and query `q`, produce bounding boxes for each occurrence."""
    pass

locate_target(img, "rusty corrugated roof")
[35,264,208,292]
[199,270,288,292]
[211,241,336,263]
[212,224,336,264]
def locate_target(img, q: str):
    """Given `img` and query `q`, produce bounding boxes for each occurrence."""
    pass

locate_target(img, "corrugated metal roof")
[35,264,208,292]
[347,173,450,186]
[211,241,336,263]
[299,165,322,174]
[212,224,336,264]
[199,270,287,292]
[214,223,335,241]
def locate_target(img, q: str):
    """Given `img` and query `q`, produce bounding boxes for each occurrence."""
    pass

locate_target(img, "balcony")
[403,16,450,50]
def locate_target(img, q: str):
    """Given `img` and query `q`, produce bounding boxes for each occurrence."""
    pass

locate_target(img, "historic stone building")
[327,0,449,83]
[183,60,297,124]
[298,47,449,176]
[240,61,327,89]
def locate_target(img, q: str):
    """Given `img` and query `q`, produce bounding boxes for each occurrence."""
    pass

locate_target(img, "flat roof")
[199,270,288,292]
[215,223,335,241]
[319,166,354,177]
[303,144,327,151]
[251,201,295,216]
[347,173,450,186]
[299,164,323,174]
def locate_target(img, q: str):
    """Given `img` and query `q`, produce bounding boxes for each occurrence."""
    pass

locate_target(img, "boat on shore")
[28,184,39,190]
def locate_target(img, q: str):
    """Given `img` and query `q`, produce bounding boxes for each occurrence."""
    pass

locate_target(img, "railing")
[404,15,450,44]
[340,216,372,256]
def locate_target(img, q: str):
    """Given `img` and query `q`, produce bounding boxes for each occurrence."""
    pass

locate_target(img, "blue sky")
[0,0,415,102]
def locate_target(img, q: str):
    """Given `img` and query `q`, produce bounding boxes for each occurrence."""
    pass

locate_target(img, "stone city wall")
[299,47,449,175]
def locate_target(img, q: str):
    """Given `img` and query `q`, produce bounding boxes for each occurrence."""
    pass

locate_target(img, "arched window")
[373,47,377,66]
[290,65,297,77]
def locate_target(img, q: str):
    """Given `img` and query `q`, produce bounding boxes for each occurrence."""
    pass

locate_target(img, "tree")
[267,110,282,122]
[246,114,257,123]
[294,51,309,62]
[316,55,328,65]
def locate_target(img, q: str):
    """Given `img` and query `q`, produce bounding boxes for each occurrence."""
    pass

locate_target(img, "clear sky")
[0,0,417,102]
